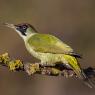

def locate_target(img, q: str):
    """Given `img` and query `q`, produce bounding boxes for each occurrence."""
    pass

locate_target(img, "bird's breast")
[25,42,40,59]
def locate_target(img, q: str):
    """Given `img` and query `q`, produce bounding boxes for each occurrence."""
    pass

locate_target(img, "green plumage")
[27,33,73,54]
[6,23,94,88]
[26,34,84,78]
[26,33,82,73]
[26,33,90,85]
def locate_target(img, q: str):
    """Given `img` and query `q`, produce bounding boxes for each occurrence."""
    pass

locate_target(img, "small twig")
[0,53,95,80]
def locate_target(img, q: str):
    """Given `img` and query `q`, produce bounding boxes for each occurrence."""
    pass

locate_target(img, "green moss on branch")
[0,53,95,80]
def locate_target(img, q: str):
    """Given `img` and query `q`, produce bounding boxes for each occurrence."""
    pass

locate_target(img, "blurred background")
[0,0,95,95]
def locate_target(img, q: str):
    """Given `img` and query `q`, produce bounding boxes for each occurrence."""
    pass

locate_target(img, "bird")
[5,23,94,88]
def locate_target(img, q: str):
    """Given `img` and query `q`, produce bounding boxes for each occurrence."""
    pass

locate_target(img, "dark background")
[0,0,95,95]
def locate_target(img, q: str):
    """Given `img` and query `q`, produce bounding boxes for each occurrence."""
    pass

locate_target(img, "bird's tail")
[80,70,95,88]
[63,55,95,88]
[73,63,95,88]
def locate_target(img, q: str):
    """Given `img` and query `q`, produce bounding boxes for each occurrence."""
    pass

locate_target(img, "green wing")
[27,33,73,54]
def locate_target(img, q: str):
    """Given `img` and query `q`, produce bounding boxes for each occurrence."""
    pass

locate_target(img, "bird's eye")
[23,25,27,29]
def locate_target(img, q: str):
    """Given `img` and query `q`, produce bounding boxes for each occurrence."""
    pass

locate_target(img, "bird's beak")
[4,23,16,29]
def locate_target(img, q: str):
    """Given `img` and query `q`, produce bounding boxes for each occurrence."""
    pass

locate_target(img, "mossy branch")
[0,53,95,80]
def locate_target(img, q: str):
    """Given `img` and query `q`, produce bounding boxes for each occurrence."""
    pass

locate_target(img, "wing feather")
[27,33,73,54]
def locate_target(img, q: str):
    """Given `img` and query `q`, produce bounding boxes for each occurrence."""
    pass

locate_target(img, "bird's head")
[5,23,37,39]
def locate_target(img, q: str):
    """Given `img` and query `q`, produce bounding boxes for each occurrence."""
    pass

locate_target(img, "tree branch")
[0,53,95,80]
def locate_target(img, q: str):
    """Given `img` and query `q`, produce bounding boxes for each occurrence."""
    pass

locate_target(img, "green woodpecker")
[5,23,94,88]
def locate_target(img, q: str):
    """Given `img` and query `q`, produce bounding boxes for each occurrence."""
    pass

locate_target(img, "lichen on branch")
[0,53,95,80]
[0,53,24,70]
